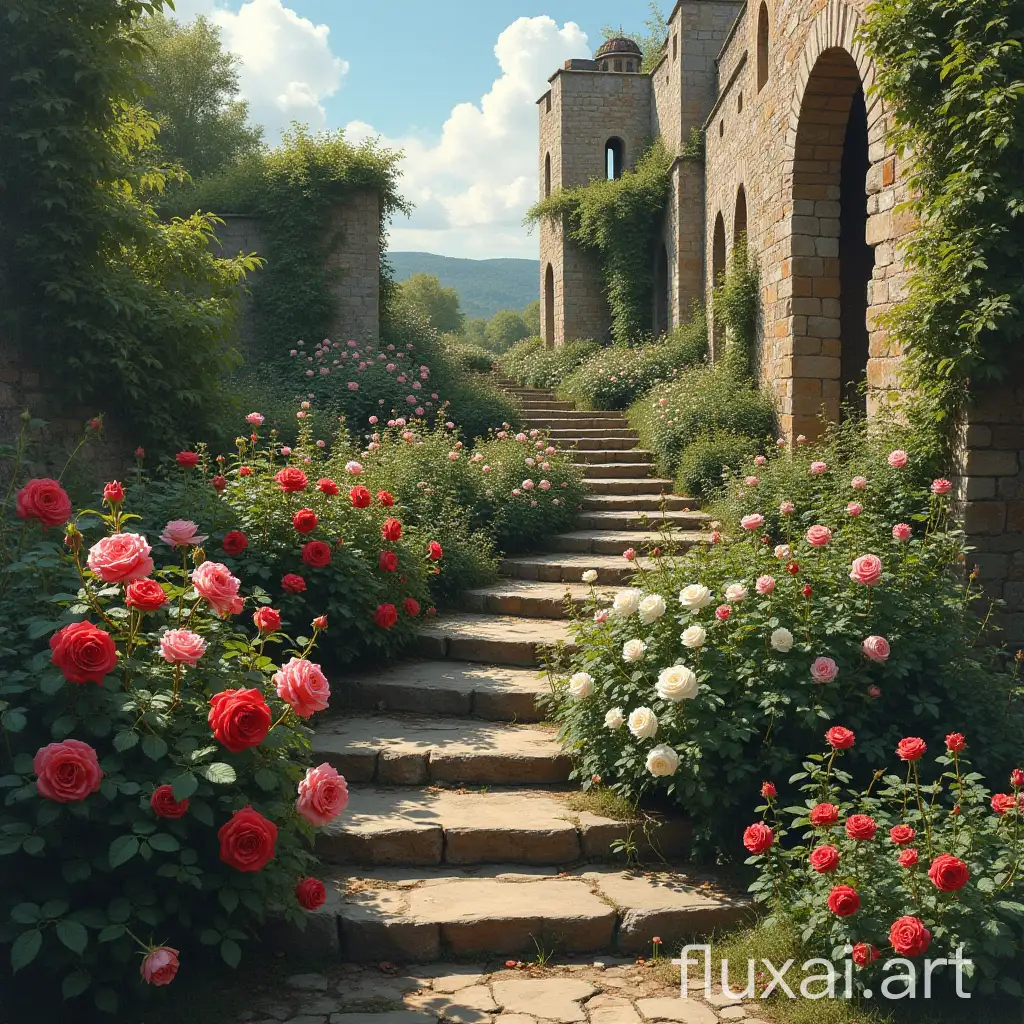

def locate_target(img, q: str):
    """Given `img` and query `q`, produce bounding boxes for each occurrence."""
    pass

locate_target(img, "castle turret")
[594,37,644,74]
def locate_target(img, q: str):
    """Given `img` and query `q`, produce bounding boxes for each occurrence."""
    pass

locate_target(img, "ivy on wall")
[527,139,673,344]
[172,126,409,358]
[712,237,760,381]
[861,0,1024,425]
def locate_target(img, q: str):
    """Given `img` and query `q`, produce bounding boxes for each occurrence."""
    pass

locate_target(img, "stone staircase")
[308,381,745,964]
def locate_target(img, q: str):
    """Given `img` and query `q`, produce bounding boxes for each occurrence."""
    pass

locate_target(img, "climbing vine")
[527,139,673,344]
[173,126,409,358]
[861,0,1024,426]
[712,237,759,381]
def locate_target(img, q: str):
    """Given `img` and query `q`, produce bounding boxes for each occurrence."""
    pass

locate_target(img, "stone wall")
[209,214,265,355]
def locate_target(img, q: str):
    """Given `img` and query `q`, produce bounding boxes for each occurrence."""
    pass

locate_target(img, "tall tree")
[398,274,465,334]
[138,13,263,178]
[523,300,541,337]
[485,310,531,352]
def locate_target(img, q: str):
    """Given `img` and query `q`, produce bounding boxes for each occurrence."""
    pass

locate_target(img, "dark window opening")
[654,245,670,337]
[544,264,555,347]
[614,59,622,71]
[672,35,678,60]
[756,3,770,91]
[738,92,744,113]
[544,153,551,198]
[734,185,748,250]
[712,213,727,355]
[605,137,625,180]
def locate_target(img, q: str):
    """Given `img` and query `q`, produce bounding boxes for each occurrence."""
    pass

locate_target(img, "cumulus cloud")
[350,17,590,258]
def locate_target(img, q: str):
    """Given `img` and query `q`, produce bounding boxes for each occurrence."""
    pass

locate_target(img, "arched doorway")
[711,213,727,356]
[653,244,669,337]
[605,138,624,180]
[733,186,747,250]
[544,264,555,347]
[789,47,874,428]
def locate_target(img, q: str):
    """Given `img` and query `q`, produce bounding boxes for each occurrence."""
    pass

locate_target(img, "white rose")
[612,589,643,617]
[770,627,794,652]
[638,593,667,624]
[605,707,625,730]
[622,639,647,663]
[774,544,791,559]
[681,624,706,649]
[567,672,594,699]
[656,664,699,702]
[582,569,598,584]
[679,584,712,610]
[724,583,748,603]
[646,743,680,777]
[628,706,658,739]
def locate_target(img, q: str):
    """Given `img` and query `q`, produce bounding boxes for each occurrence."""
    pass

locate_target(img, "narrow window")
[672,35,678,60]
[737,92,744,113]
[545,92,551,113]
[544,153,551,197]
[544,265,555,347]
[626,60,634,72]
[602,61,609,71]
[614,59,622,72]
[757,2,770,91]
[718,119,724,138]
[605,138,625,180]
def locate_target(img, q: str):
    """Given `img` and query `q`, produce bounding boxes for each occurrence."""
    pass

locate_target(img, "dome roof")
[595,37,642,60]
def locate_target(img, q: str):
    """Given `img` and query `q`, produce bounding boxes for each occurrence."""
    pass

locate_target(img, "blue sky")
[169,0,661,259]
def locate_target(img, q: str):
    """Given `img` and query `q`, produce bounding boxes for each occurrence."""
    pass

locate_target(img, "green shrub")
[558,313,708,411]
[675,431,760,499]
[519,340,602,389]
[630,366,775,477]
[497,337,544,383]
[441,335,497,374]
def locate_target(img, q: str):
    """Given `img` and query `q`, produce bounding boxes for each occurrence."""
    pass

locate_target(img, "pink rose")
[850,554,883,586]
[191,561,243,617]
[296,762,349,825]
[594,609,609,623]
[847,502,862,516]
[892,523,913,542]
[274,657,331,719]
[888,449,909,469]
[806,525,833,547]
[141,946,180,986]
[755,575,776,596]
[87,533,154,583]
[811,656,839,683]
[245,412,264,426]
[34,739,103,802]
[931,478,952,496]
[754,455,766,466]
[862,635,890,662]
[779,502,795,516]
[745,476,760,487]
[740,513,764,531]
[159,629,207,666]
[851,476,867,490]
[160,519,208,548]
[810,461,828,475]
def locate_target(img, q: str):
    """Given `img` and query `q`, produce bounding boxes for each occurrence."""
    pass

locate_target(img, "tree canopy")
[398,273,465,334]
[485,310,531,352]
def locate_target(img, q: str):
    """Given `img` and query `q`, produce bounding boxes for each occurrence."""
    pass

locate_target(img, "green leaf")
[94,986,118,1013]
[10,903,40,925]
[254,768,279,792]
[22,835,45,855]
[220,938,241,968]
[98,924,125,942]
[11,930,42,972]
[41,900,69,919]
[56,919,88,955]
[147,833,180,853]
[201,762,236,784]
[113,730,139,752]
[108,835,139,868]
[171,772,198,801]
[199,928,221,945]
[219,888,239,914]
[62,969,91,999]
[141,734,168,760]
[2,710,27,732]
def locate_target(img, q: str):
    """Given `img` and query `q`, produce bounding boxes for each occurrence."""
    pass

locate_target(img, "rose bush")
[545,437,1023,853]
[745,730,1024,996]
[0,475,349,1014]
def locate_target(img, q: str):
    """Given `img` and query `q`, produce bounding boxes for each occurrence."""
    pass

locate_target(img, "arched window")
[544,153,551,198]
[733,185,748,249]
[712,213,727,356]
[756,2,770,91]
[544,264,555,347]
[605,138,625,180]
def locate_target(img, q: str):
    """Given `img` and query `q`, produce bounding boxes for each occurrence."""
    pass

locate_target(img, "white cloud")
[349,16,590,258]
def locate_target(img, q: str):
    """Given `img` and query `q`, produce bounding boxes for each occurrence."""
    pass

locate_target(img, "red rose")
[889,915,931,957]
[802,584,813,598]
[426,540,443,561]
[103,481,125,503]
[253,607,282,634]
[404,597,420,617]
[292,508,318,534]
[1011,769,1024,789]
[212,474,227,492]
[317,478,339,496]
[16,478,72,528]
[809,802,839,827]
[275,467,308,493]
[845,814,878,841]
[222,530,248,555]
[827,884,860,917]
[785,560,800,575]
[928,853,969,892]
[896,737,927,761]
[852,943,879,967]
[125,579,168,613]
[350,485,371,508]
[282,573,307,593]
[50,621,118,684]
[218,806,277,872]
[239,466,252,477]
[808,845,840,873]
[376,490,394,507]
[374,603,398,629]
[34,739,102,803]
[175,451,200,468]
[208,688,271,753]
[379,551,399,573]
[899,848,919,868]
[945,732,966,753]
[742,822,773,854]
[312,614,328,629]
[825,726,855,750]
[889,824,916,846]
[302,541,331,568]
[760,781,776,799]
[150,784,189,819]
[381,517,403,541]
[295,877,326,911]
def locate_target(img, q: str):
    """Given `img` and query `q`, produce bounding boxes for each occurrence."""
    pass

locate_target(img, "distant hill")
[388,252,539,320]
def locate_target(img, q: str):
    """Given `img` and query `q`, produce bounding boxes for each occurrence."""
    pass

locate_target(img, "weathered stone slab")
[490,979,598,1023]
[636,998,718,1024]
[415,613,575,666]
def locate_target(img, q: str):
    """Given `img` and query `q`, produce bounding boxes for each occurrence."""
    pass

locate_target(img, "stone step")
[545,428,638,439]
[584,478,675,496]
[581,461,656,477]
[414,612,574,666]
[460,580,625,619]
[523,413,626,424]
[582,493,696,512]
[572,449,654,464]
[313,715,571,785]
[500,553,647,586]
[333,660,548,723]
[575,509,710,531]
[323,865,748,961]
[317,787,690,867]
[557,437,642,451]
[549,530,706,556]
[517,401,575,410]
